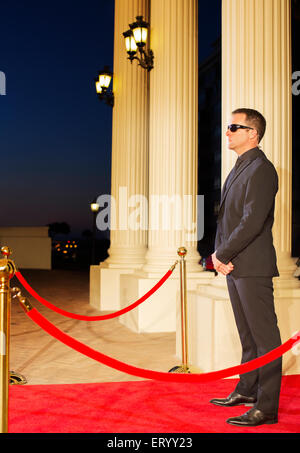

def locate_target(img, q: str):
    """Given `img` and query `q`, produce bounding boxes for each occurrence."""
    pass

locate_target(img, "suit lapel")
[220,169,234,206]
[219,154,260,211]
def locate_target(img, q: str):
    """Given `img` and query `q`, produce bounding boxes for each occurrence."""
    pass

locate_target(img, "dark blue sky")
[0,0,221,237]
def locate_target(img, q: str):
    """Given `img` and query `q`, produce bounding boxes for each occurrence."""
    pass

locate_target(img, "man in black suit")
[210,108,282,427]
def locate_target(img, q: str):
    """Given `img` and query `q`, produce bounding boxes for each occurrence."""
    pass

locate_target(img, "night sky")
[0,0,221,238]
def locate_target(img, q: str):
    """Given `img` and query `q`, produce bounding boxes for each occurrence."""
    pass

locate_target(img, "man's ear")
[250,129,258,141]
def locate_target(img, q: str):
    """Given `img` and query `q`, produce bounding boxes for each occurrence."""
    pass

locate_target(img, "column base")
[142,246,204,274]
[119,269,215,333]
[105,245,147,268]
[275,254,299,289]
[89,264,137,311]
[182,275,300,375]
[89,246,147,311]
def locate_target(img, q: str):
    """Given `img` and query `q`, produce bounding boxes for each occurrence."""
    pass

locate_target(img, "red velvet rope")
[26,307,300,382]
[15,269,173,321]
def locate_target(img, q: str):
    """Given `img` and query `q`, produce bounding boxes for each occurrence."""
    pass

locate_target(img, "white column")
[143,0,203,274]
[106,0,150,268]
[119,0,216,334]
[221,0,297,285]
[90,0,150,310]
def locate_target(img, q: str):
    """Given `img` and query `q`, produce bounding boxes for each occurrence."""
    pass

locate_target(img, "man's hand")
[212,252,234,276]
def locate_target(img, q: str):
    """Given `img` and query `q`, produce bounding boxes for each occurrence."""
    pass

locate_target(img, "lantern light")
[90,202,100,213]
[123,15,154,71]
[94,66,114,107]
[130,16,148,47]
[123,29,138,55]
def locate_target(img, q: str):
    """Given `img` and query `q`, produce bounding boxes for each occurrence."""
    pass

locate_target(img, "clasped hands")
[211,252,234,276]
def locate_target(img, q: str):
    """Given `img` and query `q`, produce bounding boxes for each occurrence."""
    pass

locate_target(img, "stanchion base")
[9,371,27,385]
[168,365,191,374]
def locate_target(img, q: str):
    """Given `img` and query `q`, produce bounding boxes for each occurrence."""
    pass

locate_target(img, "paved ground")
[9,269,177,385]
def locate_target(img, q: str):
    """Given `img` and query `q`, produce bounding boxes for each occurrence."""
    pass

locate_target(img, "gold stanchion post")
[169,247,190,374]
[0,246,15,433]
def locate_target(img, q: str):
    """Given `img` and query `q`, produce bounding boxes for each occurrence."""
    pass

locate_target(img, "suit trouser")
[226,275,282,416]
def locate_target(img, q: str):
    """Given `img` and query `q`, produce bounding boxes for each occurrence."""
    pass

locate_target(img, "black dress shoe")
[210,391,256,407]
[226,408,278,426]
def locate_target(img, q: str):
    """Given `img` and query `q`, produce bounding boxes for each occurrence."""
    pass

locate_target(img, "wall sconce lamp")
[123,16,154,71]
[95,66,114,107]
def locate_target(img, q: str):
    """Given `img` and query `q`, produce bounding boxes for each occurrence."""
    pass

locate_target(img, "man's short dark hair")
[232,108,266,143]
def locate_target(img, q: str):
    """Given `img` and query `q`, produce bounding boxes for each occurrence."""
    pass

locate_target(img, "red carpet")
[8,376,300,433]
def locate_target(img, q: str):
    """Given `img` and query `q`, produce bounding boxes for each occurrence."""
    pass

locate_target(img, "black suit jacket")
[215,147,279,278]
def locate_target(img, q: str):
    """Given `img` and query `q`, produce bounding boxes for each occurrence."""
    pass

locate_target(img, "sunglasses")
[227,124,254,132]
